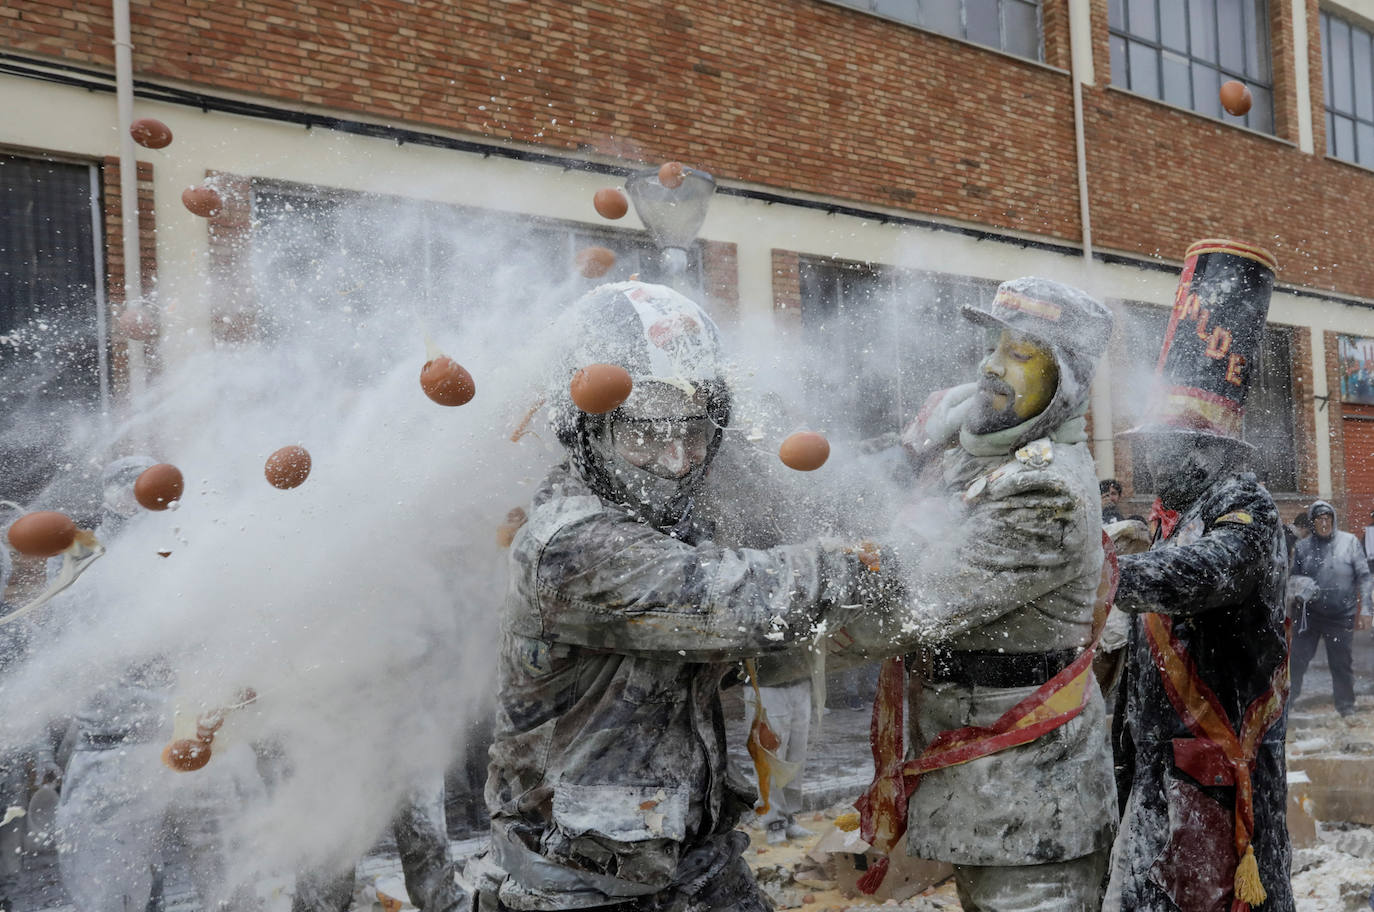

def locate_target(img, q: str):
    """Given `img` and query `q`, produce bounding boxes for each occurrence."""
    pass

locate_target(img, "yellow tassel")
[1234,843,1266,907]
[835,812,860,832]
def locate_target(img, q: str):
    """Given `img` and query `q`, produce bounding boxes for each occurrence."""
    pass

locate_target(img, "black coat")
[1109,473,1292,912]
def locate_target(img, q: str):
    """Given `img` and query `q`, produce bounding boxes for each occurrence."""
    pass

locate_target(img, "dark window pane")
[1355,26,1373,120]
[966,0,1001,47]
[1358,122,1374,167]
[1161,0,1188,50]
[1244,0,1271,80]
[1163,50,1192,105]
[1218,0,1244,73]
[1111,34,1129,84]
[874,0,920,23]
[1247,84,1273,133]
[1333,18,1354,113]
[1335,113,1356,159]
[1130,40,1161,95]
[921,0,963,36]
[1110,0,1125,28]
[1192,61,1222,116]
[1004,0,1040,58]
[1190,0,1218,63]
[1129,0,1158,40]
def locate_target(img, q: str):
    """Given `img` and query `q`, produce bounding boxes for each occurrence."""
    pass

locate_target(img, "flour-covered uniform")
[1105,474,1292,912]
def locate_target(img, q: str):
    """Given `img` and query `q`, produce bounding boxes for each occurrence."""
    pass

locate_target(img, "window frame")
[1109,0,1276,133]
[1321,8,1374,167]
[823,0,1046,63]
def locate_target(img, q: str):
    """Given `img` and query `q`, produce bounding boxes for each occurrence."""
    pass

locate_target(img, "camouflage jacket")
[479,463,875,910]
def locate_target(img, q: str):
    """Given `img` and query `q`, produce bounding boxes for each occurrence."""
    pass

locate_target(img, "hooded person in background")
[54,456,269,912]
[1103,240,1291,912]
[464,282,891,912]
[834,277,1118,912]
[1290,500,1372,721]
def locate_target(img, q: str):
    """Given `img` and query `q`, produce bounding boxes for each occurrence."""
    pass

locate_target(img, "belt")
[79,732,142,749]
[925,648,1082,688]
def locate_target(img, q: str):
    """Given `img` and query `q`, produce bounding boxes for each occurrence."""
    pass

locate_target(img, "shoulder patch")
[1214,510,1254,526]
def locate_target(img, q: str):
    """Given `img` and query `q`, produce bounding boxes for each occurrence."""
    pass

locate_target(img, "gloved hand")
[900,384,978,464]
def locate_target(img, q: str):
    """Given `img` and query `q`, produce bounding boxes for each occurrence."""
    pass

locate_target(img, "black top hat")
[1126,239,1277,443]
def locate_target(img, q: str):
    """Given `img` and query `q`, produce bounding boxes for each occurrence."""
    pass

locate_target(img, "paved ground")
[10,638,1374,911]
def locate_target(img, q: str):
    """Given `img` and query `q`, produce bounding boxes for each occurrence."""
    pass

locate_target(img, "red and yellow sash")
[1143,612,1289,911]
[852,531,1119,894]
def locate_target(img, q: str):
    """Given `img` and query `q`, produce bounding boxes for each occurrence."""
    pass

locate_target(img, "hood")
[1309,500,1336,534]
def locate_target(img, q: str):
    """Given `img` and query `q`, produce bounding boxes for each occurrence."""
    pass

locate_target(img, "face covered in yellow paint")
[965,328,1060,435]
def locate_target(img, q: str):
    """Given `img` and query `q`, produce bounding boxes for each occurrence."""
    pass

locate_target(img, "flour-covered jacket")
[1291,506,1370,626]
[480,463,874,910]
[1107,473,1291,912]
[840,411,1116,866]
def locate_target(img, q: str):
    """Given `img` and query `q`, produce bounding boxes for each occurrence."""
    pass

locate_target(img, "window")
[1121,303,1296,492]
[248,182,699,342]
[798,259,988,440]
[0,154,108,511]
[1321,10,1374,166]
[1109,0,1274,133]
[826,0,1044,61]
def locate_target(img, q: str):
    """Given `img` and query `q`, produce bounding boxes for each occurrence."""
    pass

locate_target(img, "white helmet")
[550,282,731,530]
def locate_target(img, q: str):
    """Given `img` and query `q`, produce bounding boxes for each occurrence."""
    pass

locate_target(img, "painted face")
[612,417,714,479]
[1314,513,1335,538]
[964,328,1059,435]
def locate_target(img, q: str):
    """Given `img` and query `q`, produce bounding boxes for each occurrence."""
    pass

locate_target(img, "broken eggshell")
[6,512,78,559]
[264,446,312,490]
[420,355,476,406]
[778,431,830,471]
[161,738,212,772]
[134,463,184,511]
[593,188,629,220]
[570,364,633,414]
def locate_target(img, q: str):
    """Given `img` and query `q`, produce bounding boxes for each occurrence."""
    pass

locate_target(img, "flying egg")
[129,118,173,149]
[134,463,184,511]
[6,512,78,559]
[570,364,633,414]
[778,432,830,471]
[593,188,629,220]
[576,247,616,279]
[265,446,312,490]
[181,185,223,218]
[420,355,476,406]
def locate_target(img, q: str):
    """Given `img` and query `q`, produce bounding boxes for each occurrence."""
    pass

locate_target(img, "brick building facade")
[5,0,1374,526]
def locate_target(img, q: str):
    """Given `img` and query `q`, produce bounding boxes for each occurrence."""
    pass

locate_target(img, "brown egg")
[265,445,312,490]
[420,355,476,406]
[575,246,616,278]
[134,463,184,511]
[1220,80,1252,116]
[6,511,78,558]
[658,161,686,189]
[570,363,633,414]
[779,431,830,471]
[181,185,223,218]
[117,306,158,343]
[129,118,173,149]
[593,188,629,220]
[162,738,212,772]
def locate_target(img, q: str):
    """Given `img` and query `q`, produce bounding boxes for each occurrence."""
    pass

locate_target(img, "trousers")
[955,847,1108,912]
[1289,623,1355,716]
[744,680,811,828]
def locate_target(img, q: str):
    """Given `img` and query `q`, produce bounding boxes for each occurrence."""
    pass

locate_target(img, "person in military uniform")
[1104,240,1292,912]
[465,281,888,912]
[838,277,1117,912]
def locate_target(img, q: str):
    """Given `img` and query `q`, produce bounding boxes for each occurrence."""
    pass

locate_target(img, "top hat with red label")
[1125,239,1277,446]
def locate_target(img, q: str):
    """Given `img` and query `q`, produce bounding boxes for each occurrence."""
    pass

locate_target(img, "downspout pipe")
[113,0,146,398]
[1067,0,1115,480]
